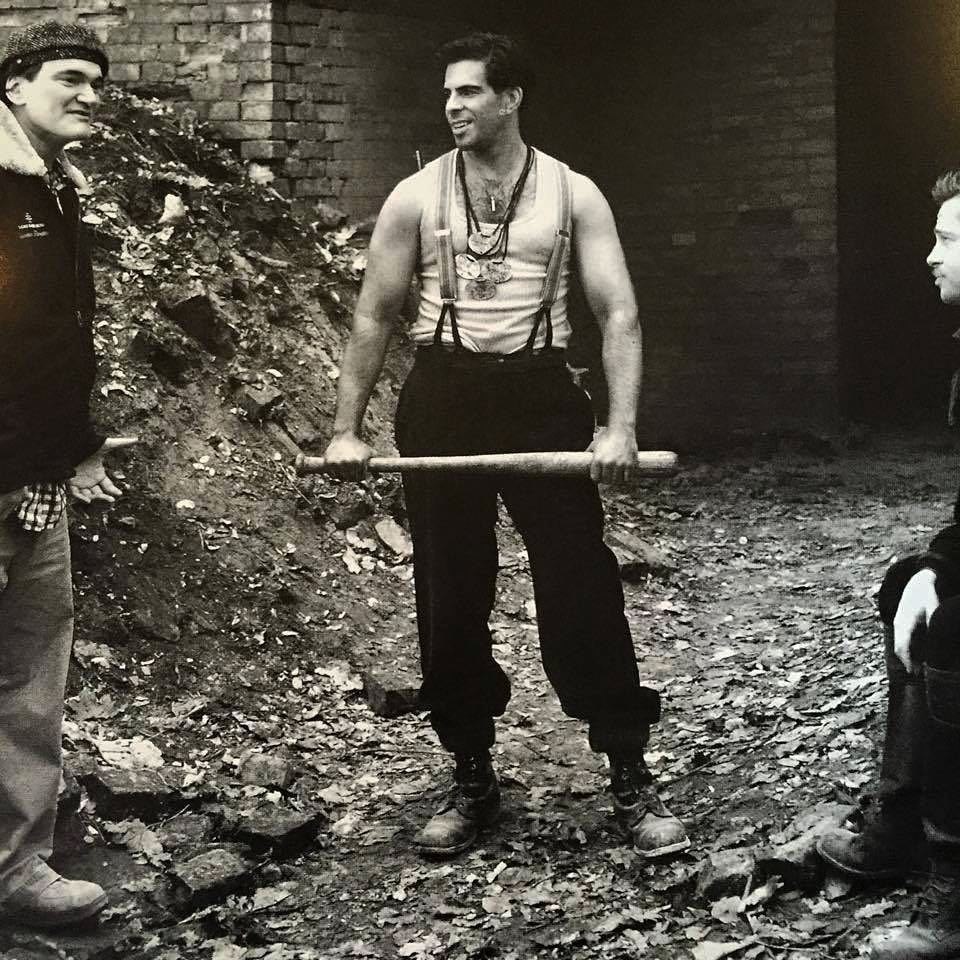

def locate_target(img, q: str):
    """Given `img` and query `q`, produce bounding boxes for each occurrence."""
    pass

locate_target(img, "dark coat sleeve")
[918,485,960,594]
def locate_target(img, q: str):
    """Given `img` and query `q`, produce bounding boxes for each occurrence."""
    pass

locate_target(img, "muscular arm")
[324,177,421,476]
[571,173,642,483]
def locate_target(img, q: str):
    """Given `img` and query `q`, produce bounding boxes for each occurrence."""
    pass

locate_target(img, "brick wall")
[272,1,471,212]
[2,0,841,441]
[547,0,840,443]
[1,1,282,183]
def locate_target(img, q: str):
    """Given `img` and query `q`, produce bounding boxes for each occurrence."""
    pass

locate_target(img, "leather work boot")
[868,662,960,958]
[817,795,926,882]
[1,865,108,928]
[818,622,927,881]
[869,858,960,959]
[610,756,690,858]
[413,753,500,858]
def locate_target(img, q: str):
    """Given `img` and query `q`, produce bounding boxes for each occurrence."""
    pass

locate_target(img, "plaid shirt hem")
[17,483,67,532]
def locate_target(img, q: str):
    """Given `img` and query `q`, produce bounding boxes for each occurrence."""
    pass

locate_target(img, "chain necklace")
[455,146,534,300]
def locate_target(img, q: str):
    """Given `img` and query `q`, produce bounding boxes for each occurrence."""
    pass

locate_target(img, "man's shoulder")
[380,157,450,224]
[531,150,598,200]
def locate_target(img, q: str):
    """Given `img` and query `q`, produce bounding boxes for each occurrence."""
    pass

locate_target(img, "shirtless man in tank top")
[323,32,690,861]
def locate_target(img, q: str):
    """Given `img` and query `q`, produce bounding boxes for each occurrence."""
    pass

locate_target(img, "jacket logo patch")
[18,212,49,240]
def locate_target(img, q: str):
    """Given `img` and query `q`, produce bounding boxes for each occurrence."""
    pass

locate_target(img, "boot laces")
[610,758,655,805]
[453,754,493,798]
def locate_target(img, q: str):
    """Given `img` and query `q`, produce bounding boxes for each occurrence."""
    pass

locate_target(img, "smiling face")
[5,58,102,154]
[443,59,520,152]
[928,195,960,305]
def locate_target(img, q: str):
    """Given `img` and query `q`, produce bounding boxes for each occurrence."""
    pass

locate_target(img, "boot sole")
[413,833,481,858]
[636,836,692,860]
[413,808,500,859]
[4,891,108,929]
[817,841,915,882]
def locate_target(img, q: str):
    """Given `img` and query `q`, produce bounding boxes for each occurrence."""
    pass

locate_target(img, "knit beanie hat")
[0,21,109,86]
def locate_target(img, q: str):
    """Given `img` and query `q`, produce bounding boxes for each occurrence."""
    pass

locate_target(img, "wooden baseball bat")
[294,450,678,478]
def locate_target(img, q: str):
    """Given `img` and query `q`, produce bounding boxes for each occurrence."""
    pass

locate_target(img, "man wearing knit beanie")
[0,19,135,929]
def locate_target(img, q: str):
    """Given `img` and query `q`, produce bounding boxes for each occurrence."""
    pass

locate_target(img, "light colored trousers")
[0,489,73,901]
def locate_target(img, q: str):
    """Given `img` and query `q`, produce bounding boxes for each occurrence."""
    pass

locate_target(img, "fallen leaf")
[691,941,756,960]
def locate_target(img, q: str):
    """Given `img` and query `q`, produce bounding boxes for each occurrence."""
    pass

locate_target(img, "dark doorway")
[837,1,960,424]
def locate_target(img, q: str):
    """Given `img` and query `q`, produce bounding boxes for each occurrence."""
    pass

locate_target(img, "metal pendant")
[483,261,513,284]
[455,253,482,280]
[465,278,497,301]
[468,230,500,256]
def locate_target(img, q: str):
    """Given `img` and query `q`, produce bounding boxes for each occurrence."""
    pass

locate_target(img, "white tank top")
[410,148,572,353]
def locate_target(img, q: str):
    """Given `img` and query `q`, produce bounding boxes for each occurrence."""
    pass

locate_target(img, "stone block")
[224,805,326,857]
[80,766,180,821]
[242,22,272,42]
[237,382,283,420]
[238,751,295,790]
[240,61,284,82]
[154,813,215,858]
[695,847,758,901]
[242,80,276,101]
[606,528,678,581]
[208,101,240,120]
[207,62,240,81]
[241,101,290,121]
[170,847,252,910]
[158,285,236,359]
[362,657,422,718]
[176,24,208,43]
[110,63,142,82]
[241,140,288,160]
[142,62,177,83]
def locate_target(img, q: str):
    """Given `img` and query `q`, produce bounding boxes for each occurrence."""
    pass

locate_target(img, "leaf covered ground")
[6,429,958,960]
[3,88,957,960]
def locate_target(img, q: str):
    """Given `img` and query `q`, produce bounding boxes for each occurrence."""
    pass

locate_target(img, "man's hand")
[588,425,639,484]
[323,432,375,482]
[893,568,940,672]
[69,436,138,504]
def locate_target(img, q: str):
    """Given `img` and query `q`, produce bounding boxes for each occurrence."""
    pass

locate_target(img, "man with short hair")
[0,20,135,927]
[817,170,960,959]
[323,32,689,860]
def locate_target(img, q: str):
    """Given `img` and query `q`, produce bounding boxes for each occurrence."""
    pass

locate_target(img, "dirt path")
[4,429,958,960]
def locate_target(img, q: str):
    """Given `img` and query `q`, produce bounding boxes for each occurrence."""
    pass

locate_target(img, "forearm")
[601,310,642,432]
[331,314,393,436]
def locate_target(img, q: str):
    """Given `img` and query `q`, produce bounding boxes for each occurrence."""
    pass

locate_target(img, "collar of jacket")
[0,100,89,193]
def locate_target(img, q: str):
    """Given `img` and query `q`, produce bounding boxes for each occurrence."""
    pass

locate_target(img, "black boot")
[870,855,960,959]
[818,625,926,880]
[609,756,690,859]
[413,753,500,858]
[817,793,926,882]
[868,663,960,959]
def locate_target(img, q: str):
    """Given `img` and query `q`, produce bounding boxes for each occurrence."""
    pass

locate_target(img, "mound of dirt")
[62,87,415,752]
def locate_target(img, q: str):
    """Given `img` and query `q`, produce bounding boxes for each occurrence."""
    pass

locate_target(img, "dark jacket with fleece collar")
[0,103,104,495]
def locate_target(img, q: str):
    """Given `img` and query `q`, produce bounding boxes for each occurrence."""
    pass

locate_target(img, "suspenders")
[432,149,572,352]
[433,148,462,348]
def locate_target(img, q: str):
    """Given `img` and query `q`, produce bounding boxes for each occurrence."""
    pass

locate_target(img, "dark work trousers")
[876,557,960,848]
[394,347,660,759]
